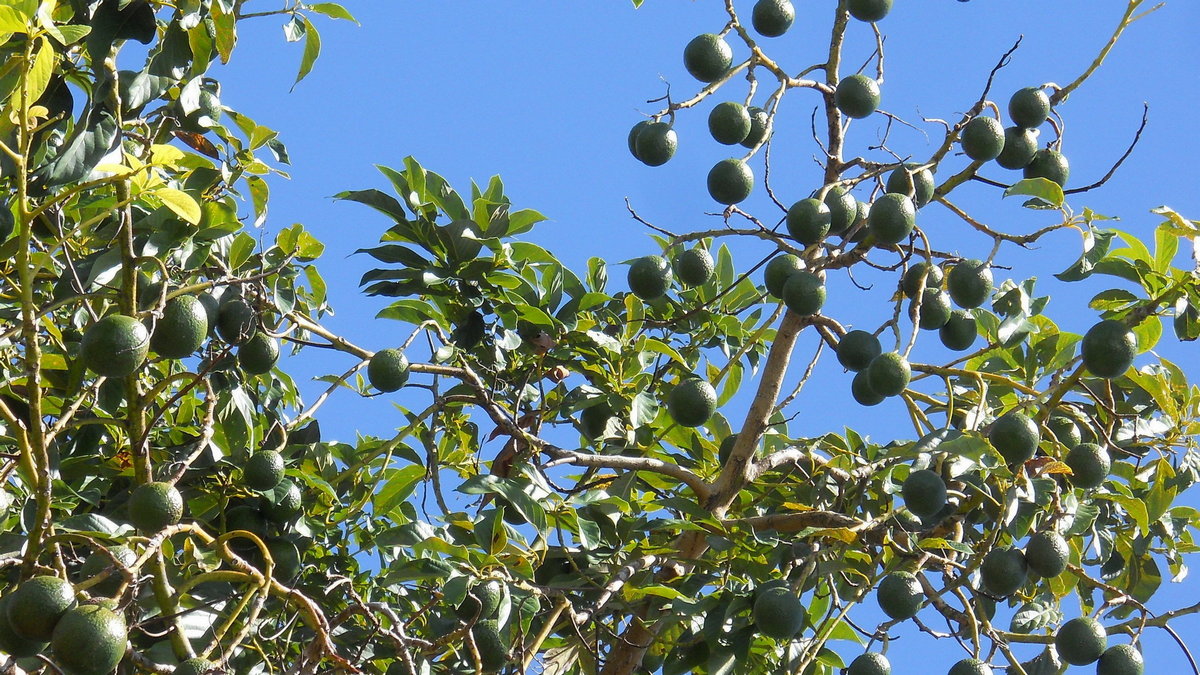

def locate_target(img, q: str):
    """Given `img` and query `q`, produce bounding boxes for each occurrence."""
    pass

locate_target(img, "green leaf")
[212,2,237,63]
[157,188,202,225]
[24,37,53,104]
[247,175,269,226]
[375,465,426,515]
[507,208,546,236]
[1055,229,1115,282]
[457,475,547,534]
[0,6,29,34]
[1088,289,1139,312]
[1131,316,1162,354]
[229,232,257,270]
[307,3,359,23]
[1154,223,1181,273]
[1098,494,1149,536]
[1004,177,1065,208]
[40,112,120,187]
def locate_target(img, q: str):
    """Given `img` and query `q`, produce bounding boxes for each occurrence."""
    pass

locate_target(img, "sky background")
[202,1,1199,672]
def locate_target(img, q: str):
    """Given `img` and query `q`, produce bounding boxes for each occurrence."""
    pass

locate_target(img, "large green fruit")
[1066,442,1110,489]
[1047,415,1082,448]
[368,348,410,392]
[1055,616,1107,666]
[885,164,935,208]
[752,0,794,37]
[708,101,751,145]
[740,106,770,148]
[627,255,673,300]
[245,450,286,491]
[81,315,150,378]
[1024,148,1070,187]
[216,293,257,345]
[786,198,831,245]
[752,586,804,639]
[666,378,717,428]
[174,658,220,675]
[837,330,881,372]
[764,254,805,299]
[455,579,504,621]
[627,120,653,162]
[823,186,859,235]
[471,619,508,672]
[128,481,184,533]
[847,0,892,22]
[1008,86,1051,129]
[851,369,885,407]
[940,310,977,351]
[782,271,825,316]
[995,126,1038,169]
[947,259,993,309]
[262,479,303,523]
[675,248,714,287]
[948,658,993,675]
[51,604,127,675]
[847,652,890,675]
[237,333,279,375]
[579,402,615,440]
[0,594,47,657]
[980,547,1028,596]
[634,122,677,167]
[902,469,946,519]
[960,116,1005,161]
[683,33,732,82]
[1081,319,1136,379]
[707,158,754,204]
[868,193,915,245]
[1096,644,1144,675]
[866,352,910,397]
[988,411,1039,465]
[901,262,943,299]
[8,576,76,642]
[79,546,136,597]
[917,289,952,330]
[876,572,923,620]
[151,295,208,359]
[835,74,881,119]
[1025,530,1069,578]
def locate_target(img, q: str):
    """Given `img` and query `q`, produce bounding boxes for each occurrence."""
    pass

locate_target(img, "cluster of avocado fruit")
[627,0,894,207]
[78,283,280,382]
[874,557,1143,674]
[865,406,1142,673]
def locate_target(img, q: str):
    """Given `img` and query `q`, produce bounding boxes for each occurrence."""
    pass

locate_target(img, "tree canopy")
[0,1,1198,674]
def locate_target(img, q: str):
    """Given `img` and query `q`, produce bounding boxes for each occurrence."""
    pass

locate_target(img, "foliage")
[0,1,1197,675]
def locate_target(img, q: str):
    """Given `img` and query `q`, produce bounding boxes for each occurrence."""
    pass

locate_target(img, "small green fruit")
[837,330,881,372]
[627,255,673,301]
[1009,86,1051,129]
[707,158,754,205]
[786,198,831,246]
[666,378,717,428]
[868,193,916,245]
[752,0,795,37]
[708,102,752,145]
[960,116,1005,161]
[835,74,881,119]
[683,33,733,83]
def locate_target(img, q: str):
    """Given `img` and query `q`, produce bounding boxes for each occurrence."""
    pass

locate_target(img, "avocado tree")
[0,1,1198,674]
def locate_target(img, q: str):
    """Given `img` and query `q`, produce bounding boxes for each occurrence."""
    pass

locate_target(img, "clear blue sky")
[208,1,1200,671]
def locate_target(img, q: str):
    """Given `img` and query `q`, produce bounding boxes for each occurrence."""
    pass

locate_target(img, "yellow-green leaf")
[157,187,201,225]
[24,36,54,104]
